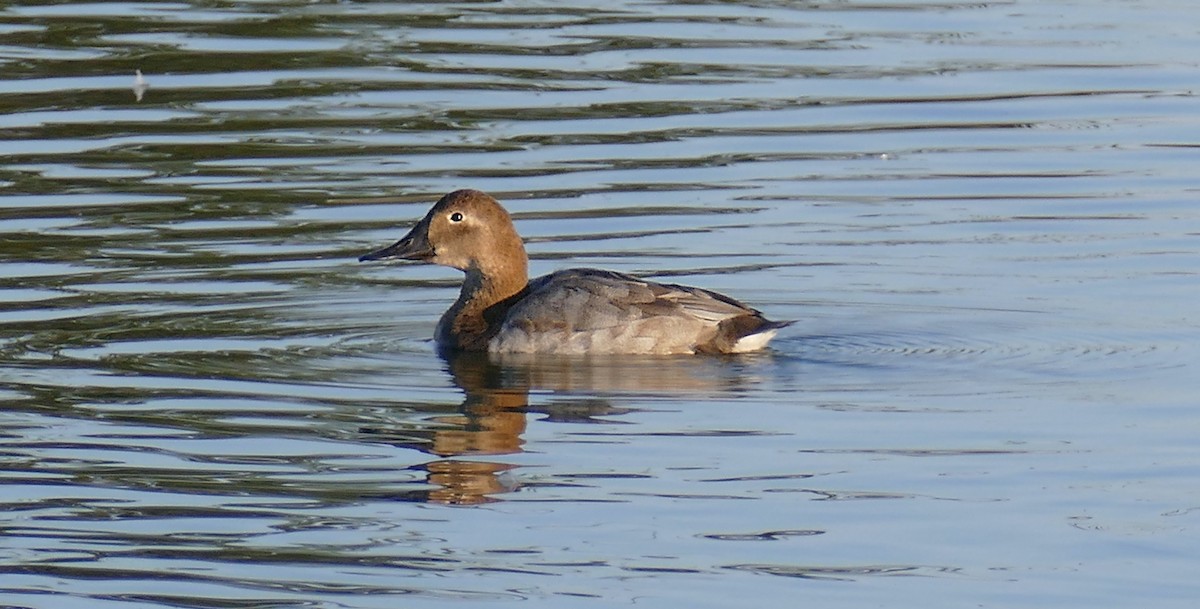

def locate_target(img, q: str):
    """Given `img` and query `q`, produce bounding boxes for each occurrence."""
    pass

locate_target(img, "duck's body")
[360,189,789,355]
[479,268,788,355]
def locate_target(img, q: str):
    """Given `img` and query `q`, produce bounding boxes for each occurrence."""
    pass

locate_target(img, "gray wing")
[491,269,762,353]
[521,269,753,326]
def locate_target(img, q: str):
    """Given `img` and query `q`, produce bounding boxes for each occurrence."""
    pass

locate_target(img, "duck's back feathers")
[489,269,788,355]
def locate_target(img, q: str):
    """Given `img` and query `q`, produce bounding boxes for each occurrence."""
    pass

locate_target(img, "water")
[2,1,1199,607]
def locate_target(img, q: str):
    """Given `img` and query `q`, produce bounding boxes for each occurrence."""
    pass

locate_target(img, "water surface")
[2,1,1199,608]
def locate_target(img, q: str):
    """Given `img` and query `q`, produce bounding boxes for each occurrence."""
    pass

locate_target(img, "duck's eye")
[449,212,464,222]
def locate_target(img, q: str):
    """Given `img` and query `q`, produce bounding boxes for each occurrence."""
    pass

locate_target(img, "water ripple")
[2,1,1199,608]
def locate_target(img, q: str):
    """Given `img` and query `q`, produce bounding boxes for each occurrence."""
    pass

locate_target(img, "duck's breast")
[488,269,756,355]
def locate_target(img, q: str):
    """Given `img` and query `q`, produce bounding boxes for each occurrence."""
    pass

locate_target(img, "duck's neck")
[439,263,529,351]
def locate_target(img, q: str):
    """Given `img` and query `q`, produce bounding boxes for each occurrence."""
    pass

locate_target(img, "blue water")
[2,1,1199,607]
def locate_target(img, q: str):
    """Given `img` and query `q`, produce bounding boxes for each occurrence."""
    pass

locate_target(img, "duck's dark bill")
[359,231,434,262]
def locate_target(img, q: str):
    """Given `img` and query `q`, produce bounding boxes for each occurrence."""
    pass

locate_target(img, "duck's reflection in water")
[368,350,777,504]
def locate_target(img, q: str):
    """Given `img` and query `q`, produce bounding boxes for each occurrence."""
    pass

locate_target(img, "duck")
[359,189,790,355]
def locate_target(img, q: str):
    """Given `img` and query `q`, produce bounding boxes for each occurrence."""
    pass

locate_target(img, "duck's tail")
[730,319,793,353]
[701,317,793,354]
